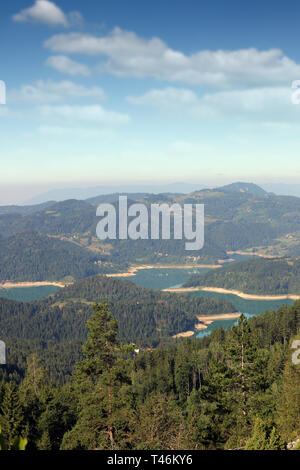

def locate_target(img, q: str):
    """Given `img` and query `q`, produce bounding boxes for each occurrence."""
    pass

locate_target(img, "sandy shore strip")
[173,323,210,338]
[197,313,241,322]
[172,331,195,338]
[107,264,221,278]
[227,250,277,259]
[195,313,240,331]
[172,313,240,338]
[164,285,300,300]
[0,281,68,289]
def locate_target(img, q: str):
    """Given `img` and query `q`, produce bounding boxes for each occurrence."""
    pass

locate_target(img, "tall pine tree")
[277,337,300,442]
[0,382,24,450]
[61,302,134,450]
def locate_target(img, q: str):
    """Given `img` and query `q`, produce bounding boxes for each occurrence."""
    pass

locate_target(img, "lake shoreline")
[164,285,300,300]
[227,250,277,259]
[0,281,68,289]
[0,264,221,286]
[106,263,221,278]
[173,312,241,338]
[197,313,241,321]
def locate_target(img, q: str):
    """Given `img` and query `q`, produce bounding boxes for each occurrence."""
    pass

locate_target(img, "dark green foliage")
[61,303,134,450]
[277,339,300,442]
[0,300,299,450]
[37,384,78,450]
[0,231,113,282]
[1,185,300,450]
[0,382,24,449]
[18,354,51,450]
[0,200,96,237]
[0,275,235,381]
[185,257,300,294]
[4,186,300,267]
[245,417,284,450]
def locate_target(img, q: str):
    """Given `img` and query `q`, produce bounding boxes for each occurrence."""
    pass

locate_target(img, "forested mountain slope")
[184,257,300,295]
[0,200,96,238]
[0,201,55,216]
[0,300,299,450]
[2,184,300,267]
[0,231,113,282]
[0,275,235,381]
[214,182,268,195]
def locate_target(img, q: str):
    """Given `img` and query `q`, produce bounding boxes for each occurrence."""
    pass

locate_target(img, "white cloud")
[127,87,198,107]
[196,87,300,123]
[46,55,90,76]
[9,80,106,104]
[44,27,300,88]
[12,0,83,27]
[38,105,130,125]
[45,27,165,56]
[201,87,291,114]
[127,86,299,122]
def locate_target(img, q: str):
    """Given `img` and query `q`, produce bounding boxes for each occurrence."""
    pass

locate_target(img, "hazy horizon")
[1,0,300,200]
[3,179,300,205]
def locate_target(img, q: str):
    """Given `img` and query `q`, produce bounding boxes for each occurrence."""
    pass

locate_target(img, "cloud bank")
[45,27,300,88]
[127,86,297,122]
[38,105,130,125]
[46,56,90,76]
[9,80,106,104]
[13,0,83,27]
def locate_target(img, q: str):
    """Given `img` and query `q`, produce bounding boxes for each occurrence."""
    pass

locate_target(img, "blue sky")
[1,0,300,203]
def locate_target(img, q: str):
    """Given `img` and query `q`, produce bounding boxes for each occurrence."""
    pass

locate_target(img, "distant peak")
[215,182,268,195]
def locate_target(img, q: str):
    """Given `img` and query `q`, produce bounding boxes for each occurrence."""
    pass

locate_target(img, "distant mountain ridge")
[1,183,300,271]
[23,181,271,204]
[215,182,268,195]
[6,180,300,205]
[25,182,207,204]
[0,201,55,216]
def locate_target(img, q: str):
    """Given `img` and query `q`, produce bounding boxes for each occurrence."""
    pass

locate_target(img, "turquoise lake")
[0,285,60,302]
[0,256,294,338]
[124,267,213,290]
[119,265,295,337]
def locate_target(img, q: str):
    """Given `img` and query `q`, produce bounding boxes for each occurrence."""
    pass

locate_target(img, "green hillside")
[184,257,300,295]
[214,181,268,195]
[2,185,300,267]
[0,231,114,282]
[0,300,299,450]
[0,275,235,380]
